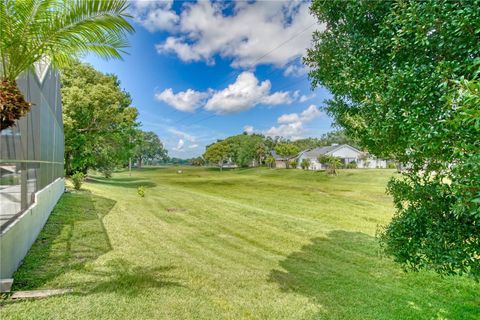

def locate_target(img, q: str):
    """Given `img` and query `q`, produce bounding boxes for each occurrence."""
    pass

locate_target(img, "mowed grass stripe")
[1,167,478,320]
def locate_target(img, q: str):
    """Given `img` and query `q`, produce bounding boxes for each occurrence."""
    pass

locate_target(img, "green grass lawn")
[1,167,478,319]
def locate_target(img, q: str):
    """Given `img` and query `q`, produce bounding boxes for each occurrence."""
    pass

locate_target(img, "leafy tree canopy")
[61,61,139,175]
[306,0,480,277]
[275,143,300,158]
[134,130,168,167]
[203,140,232,170]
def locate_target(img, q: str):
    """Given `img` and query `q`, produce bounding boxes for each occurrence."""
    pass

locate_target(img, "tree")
[274,143,299,169]
[306,0,480,277]
[265,156,275,169]
[0,0,134,130]
[203,141,232,171]
[190,157,205,166]
[61,62,139,176]
[292,131,359,150]
[288,159,298,169]
[317,155,341,175]
[300,158,311,170]
[135,131,168,167]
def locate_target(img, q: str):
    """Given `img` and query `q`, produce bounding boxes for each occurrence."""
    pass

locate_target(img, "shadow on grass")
[269,231,479,319]
[88,177,157,189]
[12,191,116,290]
[72,258,180,297]
[9,191,180,300]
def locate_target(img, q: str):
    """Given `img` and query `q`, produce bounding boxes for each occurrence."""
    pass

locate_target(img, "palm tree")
[300,158,311,170]
[317,155,342,175]
[0,0,134,130]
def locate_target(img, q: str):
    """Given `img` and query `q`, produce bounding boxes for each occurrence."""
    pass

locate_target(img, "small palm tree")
[300,158,311,170]
[0,0,134,130]
[266,155,275,168]
[317,155,342,175]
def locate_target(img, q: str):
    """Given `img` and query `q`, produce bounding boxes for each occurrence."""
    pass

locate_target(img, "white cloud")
[265,104,322,139]
[284,63,308,77]
[168,128,196,142]
[156,72,292,114]
[140,1,321,68]
[299,93,315,103]
[188,144,199,149]
[155,88,208,112]
[173,139,185,151]
[129,0,179,32]
[300,104,322,122]
[278,113,300,124]
[243,125,254,134]
[205,72,291,114]
[266,121,303,140]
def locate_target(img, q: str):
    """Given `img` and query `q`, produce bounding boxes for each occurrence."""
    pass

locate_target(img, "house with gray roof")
[271,150,298,169]
[297,144,386,170]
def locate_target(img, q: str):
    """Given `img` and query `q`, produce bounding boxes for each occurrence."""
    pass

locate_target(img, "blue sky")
[85,0,333,158]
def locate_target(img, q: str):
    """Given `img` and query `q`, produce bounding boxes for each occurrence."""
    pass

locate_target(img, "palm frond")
[0,0,134,80]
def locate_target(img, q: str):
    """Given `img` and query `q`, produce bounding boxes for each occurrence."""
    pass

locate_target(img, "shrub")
[346,162,357,169]
[300,158,311,170]
[71,172,85,190]
[318,155,342,175]
[266,156,275,168]
[137,185,145,197]
[288,160,298,169]
[387,162,396,169]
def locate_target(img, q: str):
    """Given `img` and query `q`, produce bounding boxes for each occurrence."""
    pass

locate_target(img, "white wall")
[297,145,387,170]
[0,178,64,279]
[330,146,361,159]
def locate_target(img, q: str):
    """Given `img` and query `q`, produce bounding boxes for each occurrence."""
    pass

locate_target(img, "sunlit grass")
[1,167,478,319]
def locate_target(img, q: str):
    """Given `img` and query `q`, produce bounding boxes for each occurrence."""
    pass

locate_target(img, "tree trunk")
[65,152,72,176]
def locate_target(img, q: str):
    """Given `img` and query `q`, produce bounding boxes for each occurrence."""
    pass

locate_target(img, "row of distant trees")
[199,131,357,170]
[61,62,168,177]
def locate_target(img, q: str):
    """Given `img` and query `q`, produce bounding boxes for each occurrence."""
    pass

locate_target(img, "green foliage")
[292,131,359,150]
[387,163,396,169]
[61,62,140,175]
[274,143,300,169]
[204,134,266,168]
[0,0,134,128]
[200,131,358,169]
[346,162,357,169]
[203,140,232,170]
[265,155,275,168]
[7,168,477,319]
[318,155,342,175]
[190,157,205,166]
[288,160,298,169]
[307,0,480,277]
[71,172,85,190]
[275,143,300,158]
[300,158,311,170]
[137,185,145,198]
[134,130,168,167]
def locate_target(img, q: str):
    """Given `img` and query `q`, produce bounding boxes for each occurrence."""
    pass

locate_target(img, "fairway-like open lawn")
[1,168,478,319]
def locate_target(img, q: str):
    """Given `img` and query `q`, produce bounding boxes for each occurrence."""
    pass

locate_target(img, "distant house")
[271,151,297,169]
[297,144,387,170]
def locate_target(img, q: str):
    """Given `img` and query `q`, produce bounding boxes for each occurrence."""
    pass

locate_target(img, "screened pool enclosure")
[0,61,64,232]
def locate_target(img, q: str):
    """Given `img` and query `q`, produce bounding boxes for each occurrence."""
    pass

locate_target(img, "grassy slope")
[0,167,478,319]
